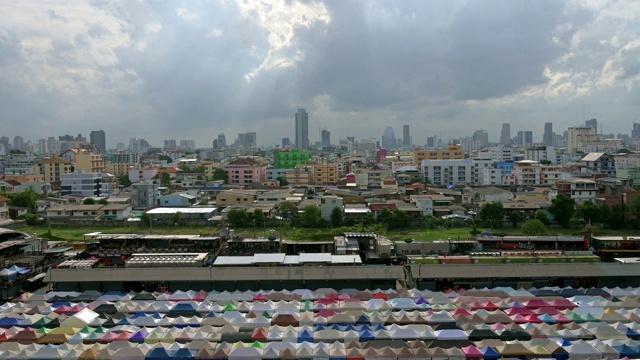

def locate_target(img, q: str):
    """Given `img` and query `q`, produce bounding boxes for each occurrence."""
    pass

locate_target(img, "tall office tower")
[38,139,48,154]
[585,118,598,134]
[179,140,195,151]
[13,136,24,150]
[633,123,640,138]
[217,133,226,148]
[90,130,106,153]
[321,129,331,149]
[500,123,511,145]
[237,132,257,147]
[403,125,411,146]
[517,131,533,146]
[295,109,309,150]
[282,138,291,148]
[382,126,396,149]
[164,139,176,149]
[473,129,489,148]
[543,122,554,146]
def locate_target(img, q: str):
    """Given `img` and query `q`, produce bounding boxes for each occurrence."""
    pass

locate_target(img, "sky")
[1,0,640,149]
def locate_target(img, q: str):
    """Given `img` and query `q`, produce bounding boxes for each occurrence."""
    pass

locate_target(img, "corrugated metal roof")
[213,256,253,266]
[331,255,362,264]
[300,253,332,263]
[252,253,286,263]
[146,207,217,214]
[410,263,640,279]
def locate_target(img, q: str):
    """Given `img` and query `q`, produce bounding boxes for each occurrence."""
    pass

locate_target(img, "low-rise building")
[157,193,197,207]
[61,172,103,197]
[581,152,616,177]
[422,159,474,186]
[131,180,159,210]
[320,195,344,220]
[99,203,133,220]
[550,178,598,203]
[0,195,10,222]
[215,189,257,206]
[46,204,105,221]
[37,158,72,184]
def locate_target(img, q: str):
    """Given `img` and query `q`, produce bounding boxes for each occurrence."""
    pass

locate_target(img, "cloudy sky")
[1,0,640,148]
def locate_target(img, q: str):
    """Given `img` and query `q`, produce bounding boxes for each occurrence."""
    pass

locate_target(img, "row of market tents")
[1,286,640,358]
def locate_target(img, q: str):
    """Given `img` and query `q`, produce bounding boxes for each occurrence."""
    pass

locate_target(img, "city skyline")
[1,1,639,147]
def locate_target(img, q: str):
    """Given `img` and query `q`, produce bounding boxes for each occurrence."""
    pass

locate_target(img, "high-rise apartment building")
[403,125,411,146]
[500,123,511,145]
[237,132,257,148]
[567,126,596,153]
[473,129,489,148]
[321,129,331,149]
[543,123,554,146]
[295,109,309,150]
[90,130,106,153]
[164,140,176,149]
[633,123,640,139]
[217,133,226,148]
[179,140,195,151]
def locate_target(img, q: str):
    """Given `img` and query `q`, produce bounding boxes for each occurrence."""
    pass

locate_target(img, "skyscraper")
[585,118,598,134]
[543,123,554,146]
[282,138,291,148]
[295,109,309,150]
[321,129,331,149]
[382,126,396,149]
[90,130,106,153]
[164,140,176,149]
[13,136,24,151]
[517,131,533,146]
[403,125,411,146]
[500,123,511,145]
[217,133,226,148]
[237,132,257,147]
[473,129,489,148]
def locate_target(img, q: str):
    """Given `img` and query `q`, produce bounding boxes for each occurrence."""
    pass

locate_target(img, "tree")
[276,177,289,187]
[478,202,504,228]
[83,198,96,205]
[377,208,394,227]
[140,212,150,227]
[389,210,409,229]
[534,209,550,226]
[226,209,249,228]
[469,222,481,238]
[159,173,172,187]
[9,188,39,213]
[507,212,521,227]
[277,201,299,218]
[252,209,265,227]
[548,194,575,228]
[521,219,548,235]
[301,205,321,228]
[178,164,191,172]
[576,200,603,223]
[119,174,132,188]
[330,207,344,227]
[609,204,628,229]
[22,213,40,226]
[172,211,182,226]
[632,194,640,227]
[210,168,228,183]
[158,155,172,163]
[195,165,206,173]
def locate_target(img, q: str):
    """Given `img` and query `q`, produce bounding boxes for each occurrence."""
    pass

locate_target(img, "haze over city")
[1,0,640,147]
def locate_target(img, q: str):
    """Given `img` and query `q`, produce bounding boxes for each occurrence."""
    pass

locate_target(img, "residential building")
[164,140,177,149]
[46,205,105,221]
[393,166,422,186]
[36,158,72,184]
[109,152,140,164]
[267,168,292,181]
[512,160,542,186]
[105,163,132,177]
[473,129,489,148]
[100,203,133,220]
[422,158,474,186]
[128,169,158,182]
[295,109,309,150]
[581,152,616,176]
[471,157,494,185]
[89,130,106,153]
[410,194,455,216]
[471,187,514,203]
[256,190,290,203]
[524,145,557,164]
[203,163,223,181]
[236,132,257,148]
[285,165,313,186]
[74,150,106,173]
[482,168,503,185]
[131,180,159,210]
[314,164,338,185]
[0,195,9,222]
[179,140,196,151]
[216,133,226,148]
[273,149,313,169]
[567,126,597,154]
[550,178,598,203]
[585,118,598,134]
[61,172,103,197]
[223,158,267,186]
[320,196,344,220]
[413,144,465,166]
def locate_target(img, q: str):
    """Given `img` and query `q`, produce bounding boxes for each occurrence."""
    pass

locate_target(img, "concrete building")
[128,169,158,182]
[273,149,312,169]
[568,126,597,154]
[500,123,511,145]
[295,109,309,150]
[223,158,266,186]
[517,131,533,146]
[131,180,159,210]
[320,195,344,220]
[422,158,474,186]
[74,150,106,173]
[157,193,197,207]
[413,144,465,166]
[0,195,10,222]
[109,152,140,164]
[543,122,554,146]
[60,172,102,197]
[525,145,557,164]
[550,178,598,203]
[313,164,338,185]
[321,129,331,149]
[215,190,256,206]
[37,158,72,184]
[581,152,616,177]
[285,165,313,186]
